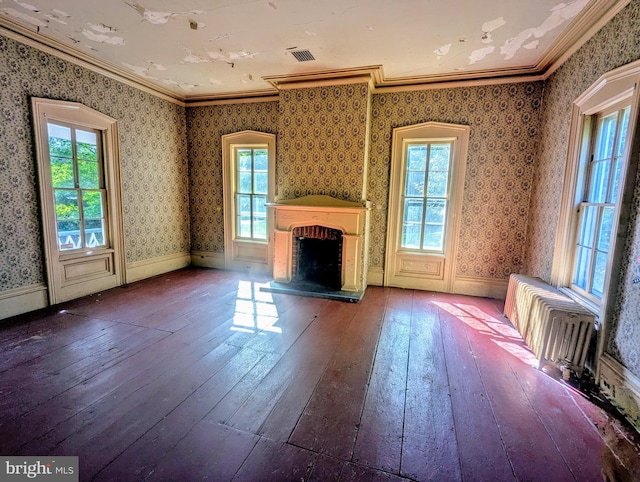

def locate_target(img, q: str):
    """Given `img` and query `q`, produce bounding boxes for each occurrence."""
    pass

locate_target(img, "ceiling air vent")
[291,49,315,62]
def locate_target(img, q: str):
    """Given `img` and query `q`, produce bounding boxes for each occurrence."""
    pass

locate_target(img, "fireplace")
[268,195,370,298]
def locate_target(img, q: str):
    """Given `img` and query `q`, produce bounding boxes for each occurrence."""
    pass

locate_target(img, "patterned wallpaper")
[276,84,371,202]
[0,34,190,294]
[368,84,543,275]
[524,0,640,373]
[186,102,278,253]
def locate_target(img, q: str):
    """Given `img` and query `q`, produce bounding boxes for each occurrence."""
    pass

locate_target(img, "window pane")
[609,157,622,203]
[587,160,610,203]
[254,149,268,171]
[427,171,448,197]
[425,199,445,224]
[615,107,630,157]
[253,196,267,240]
[237,149,252,171]
[48,123,72,157]
[76,129,98,161]
[405,171,425,196]
[58,220,81,250]
[55,189,79,220]
[401,198,423,249]
[591,251,607,297]
[50,157,74,188]
[407,145,427,171]
[593,113,617,161]
[429,143,451,171]
[254,172,268,195]
[573,246,590,290]
[82,190,104,219]
[423,225,444,250]
[238,172,252,193]
[596,206,614,252]
[78,160,100,188]
[577,205,597,248]
[237,195,251,238]
[85,219,105,247]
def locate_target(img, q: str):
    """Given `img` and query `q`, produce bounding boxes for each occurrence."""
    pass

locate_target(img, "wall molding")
[0,283,48,321]
[452,276,509,300]
[191,251,225,270]
[599,352,640,432]
[367,267,384,287]
[126,252,190,284]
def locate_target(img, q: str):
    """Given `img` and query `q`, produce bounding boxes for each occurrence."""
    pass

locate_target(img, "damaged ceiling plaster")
[0,0,612,99]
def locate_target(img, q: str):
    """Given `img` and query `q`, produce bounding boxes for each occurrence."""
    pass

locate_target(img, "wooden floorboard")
[1,267,637,481]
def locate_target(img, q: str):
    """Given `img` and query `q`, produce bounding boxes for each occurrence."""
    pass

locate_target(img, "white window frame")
[32,98,125,304]
[385,122,469,292]
[222,130,275,273]
[552,60,640,367]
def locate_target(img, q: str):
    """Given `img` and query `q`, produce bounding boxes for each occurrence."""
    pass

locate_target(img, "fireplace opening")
[292,226,343,291]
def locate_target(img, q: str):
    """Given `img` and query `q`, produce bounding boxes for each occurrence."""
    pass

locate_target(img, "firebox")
[292,226,343,290]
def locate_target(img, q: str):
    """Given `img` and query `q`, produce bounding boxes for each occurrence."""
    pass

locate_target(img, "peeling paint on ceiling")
[0,0,606,98]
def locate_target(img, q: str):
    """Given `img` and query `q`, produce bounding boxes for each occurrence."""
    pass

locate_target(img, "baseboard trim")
[191,251,225,270]
[0,283,48,321]
[599,353,640,432]
[126,252,191,283]
[367,267,384,286]
[452,276,509,299]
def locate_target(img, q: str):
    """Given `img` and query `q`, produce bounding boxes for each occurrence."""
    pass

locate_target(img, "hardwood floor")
[1,267,638,481]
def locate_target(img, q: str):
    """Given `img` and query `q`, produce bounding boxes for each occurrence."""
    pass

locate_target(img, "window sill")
[558,286,601,321]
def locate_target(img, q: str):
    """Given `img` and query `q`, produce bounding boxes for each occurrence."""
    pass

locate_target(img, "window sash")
[400,141,452,252]
[48,122,107,252]
[234,147,268,241]
[570,105,630,301]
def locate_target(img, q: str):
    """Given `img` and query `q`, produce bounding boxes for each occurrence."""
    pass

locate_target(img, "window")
[235,147,268,240]
[552,61,640,357]
[401,141,452,252]
[385,122,469,292]
[571,104,630,301]
[222,130,275,273]
[32,98,125,304]
[47,122,107,251]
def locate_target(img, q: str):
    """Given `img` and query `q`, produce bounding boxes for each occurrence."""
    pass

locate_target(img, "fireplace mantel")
[268,195,370,294]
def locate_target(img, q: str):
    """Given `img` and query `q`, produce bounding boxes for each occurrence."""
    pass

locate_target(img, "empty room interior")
[1,0,640,480]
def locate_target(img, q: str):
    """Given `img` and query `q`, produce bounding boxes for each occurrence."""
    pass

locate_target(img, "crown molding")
[263,65,383,91]
[542,0,632,79]
[1,0,631,104]
[0,16,187,106]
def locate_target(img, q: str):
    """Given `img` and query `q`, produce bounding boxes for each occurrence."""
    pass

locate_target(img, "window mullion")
[420,144,430,250]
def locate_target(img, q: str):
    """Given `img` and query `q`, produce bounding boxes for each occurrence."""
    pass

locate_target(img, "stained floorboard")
[1,267,638,481]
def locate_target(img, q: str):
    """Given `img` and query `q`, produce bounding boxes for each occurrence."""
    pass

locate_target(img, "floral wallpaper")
[186,102,278,253]
[276,84,371,202]
[524,0,640,374]
[368,84,543,275]
[0,34,189,294]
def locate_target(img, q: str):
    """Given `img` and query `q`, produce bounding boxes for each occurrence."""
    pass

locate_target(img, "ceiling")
[0,0,627,101]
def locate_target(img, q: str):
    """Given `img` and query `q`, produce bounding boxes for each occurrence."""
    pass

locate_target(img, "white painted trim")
[384,122,470,293]
[452,276,509,300]
[191,251,226,270]
[221,130,276,272]
[367,267,384,287]
[0,284,48,321]
[125,252,190,283]
[599,353,640,431]
[31,98,127,304]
